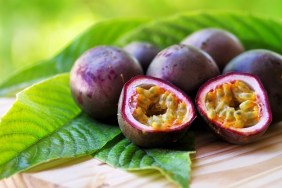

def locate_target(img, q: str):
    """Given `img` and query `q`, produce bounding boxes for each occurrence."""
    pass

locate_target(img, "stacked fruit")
[70,28,282,147]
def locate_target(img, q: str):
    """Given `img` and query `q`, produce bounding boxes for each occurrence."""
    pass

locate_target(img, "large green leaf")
[95,133,195,188]
[0,18,147,97]
[0,74,121,179]
[118,12,282,53]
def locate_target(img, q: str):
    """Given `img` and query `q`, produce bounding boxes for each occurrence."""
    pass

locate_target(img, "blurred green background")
[1,0,282,80]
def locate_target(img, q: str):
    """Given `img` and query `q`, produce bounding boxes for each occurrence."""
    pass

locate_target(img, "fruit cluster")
[70,28,282,147]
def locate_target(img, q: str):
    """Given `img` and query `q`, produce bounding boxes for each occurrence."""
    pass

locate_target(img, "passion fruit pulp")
[196,73,272,144]
[118,75,197,147]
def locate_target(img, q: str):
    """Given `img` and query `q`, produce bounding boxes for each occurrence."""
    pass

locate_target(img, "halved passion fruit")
[196,73,272,144]
[118,75,196,147]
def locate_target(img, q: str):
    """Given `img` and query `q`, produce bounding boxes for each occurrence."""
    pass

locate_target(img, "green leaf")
[0,18,147,97]
[0,74,121,179]
[2,12,282,97]
[95,132,195,188]
[118,12,282,53]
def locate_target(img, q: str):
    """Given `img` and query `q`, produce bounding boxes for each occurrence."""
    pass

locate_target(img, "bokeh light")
[1,0,282,80]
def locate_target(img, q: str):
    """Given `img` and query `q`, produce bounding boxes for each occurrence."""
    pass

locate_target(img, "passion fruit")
[118,75,196,147]
[223,49,282,123]
[123,42,160,72]
[181,28,244,70]
[146,44,220,94]
[196,73,272,144]
[70,46,143,119]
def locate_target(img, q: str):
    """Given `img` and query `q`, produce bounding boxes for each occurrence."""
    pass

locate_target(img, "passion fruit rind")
[70,46,143,119]
[196,72,272,144]
[181,28,244,70]
[123,41,160,72]
[146,44,220,95]
[118,75,197,147]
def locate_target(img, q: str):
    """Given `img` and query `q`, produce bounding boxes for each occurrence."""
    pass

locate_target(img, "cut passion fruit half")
[118,75,196,147]
[196,73,272,144]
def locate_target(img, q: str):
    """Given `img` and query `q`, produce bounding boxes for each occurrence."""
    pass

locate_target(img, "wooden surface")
[0,98,282,188]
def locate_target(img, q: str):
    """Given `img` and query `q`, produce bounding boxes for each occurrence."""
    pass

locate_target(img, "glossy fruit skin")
[70,46,143,119]
[118,75,197,147]
[223,49,282,123]
[123,42,160,72]
[181,28,244,70]
[196,73,272,144]
[146,44,220,94]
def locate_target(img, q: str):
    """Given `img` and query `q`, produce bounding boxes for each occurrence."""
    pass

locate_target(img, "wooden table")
[0,98,281,188]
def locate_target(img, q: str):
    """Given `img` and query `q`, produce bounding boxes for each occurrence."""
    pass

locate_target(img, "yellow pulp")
[132,86,187,129]
[205,81,260,128]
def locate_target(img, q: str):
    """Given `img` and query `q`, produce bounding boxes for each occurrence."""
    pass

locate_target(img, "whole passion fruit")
[196,73,272,144]
[70,46,143,119]
[118,75,197,147]
[146,44,220,94]
[123,42,160,72]
[223,49,282,123]
[181,28,244,70]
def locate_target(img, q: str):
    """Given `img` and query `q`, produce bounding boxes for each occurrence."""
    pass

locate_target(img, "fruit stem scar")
[120,74,125,83]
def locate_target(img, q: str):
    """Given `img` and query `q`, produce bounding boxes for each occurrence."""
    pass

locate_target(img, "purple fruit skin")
[223,49,282,123]
[204,114,269,144]
[181,28,244,70]
[118,75,197,147]
[196,73,272,144]
[146,44,220,94]
[123,42,160,72]
[70,46,143,119]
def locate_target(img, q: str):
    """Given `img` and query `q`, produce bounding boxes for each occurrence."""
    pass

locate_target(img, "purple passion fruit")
[181,28,244,70]
[118,75,196,147]
[146,44,220,94]
[196,73,272,144]
[123,42,160,72]
[223,49,282,123]
[70,46,143,119]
